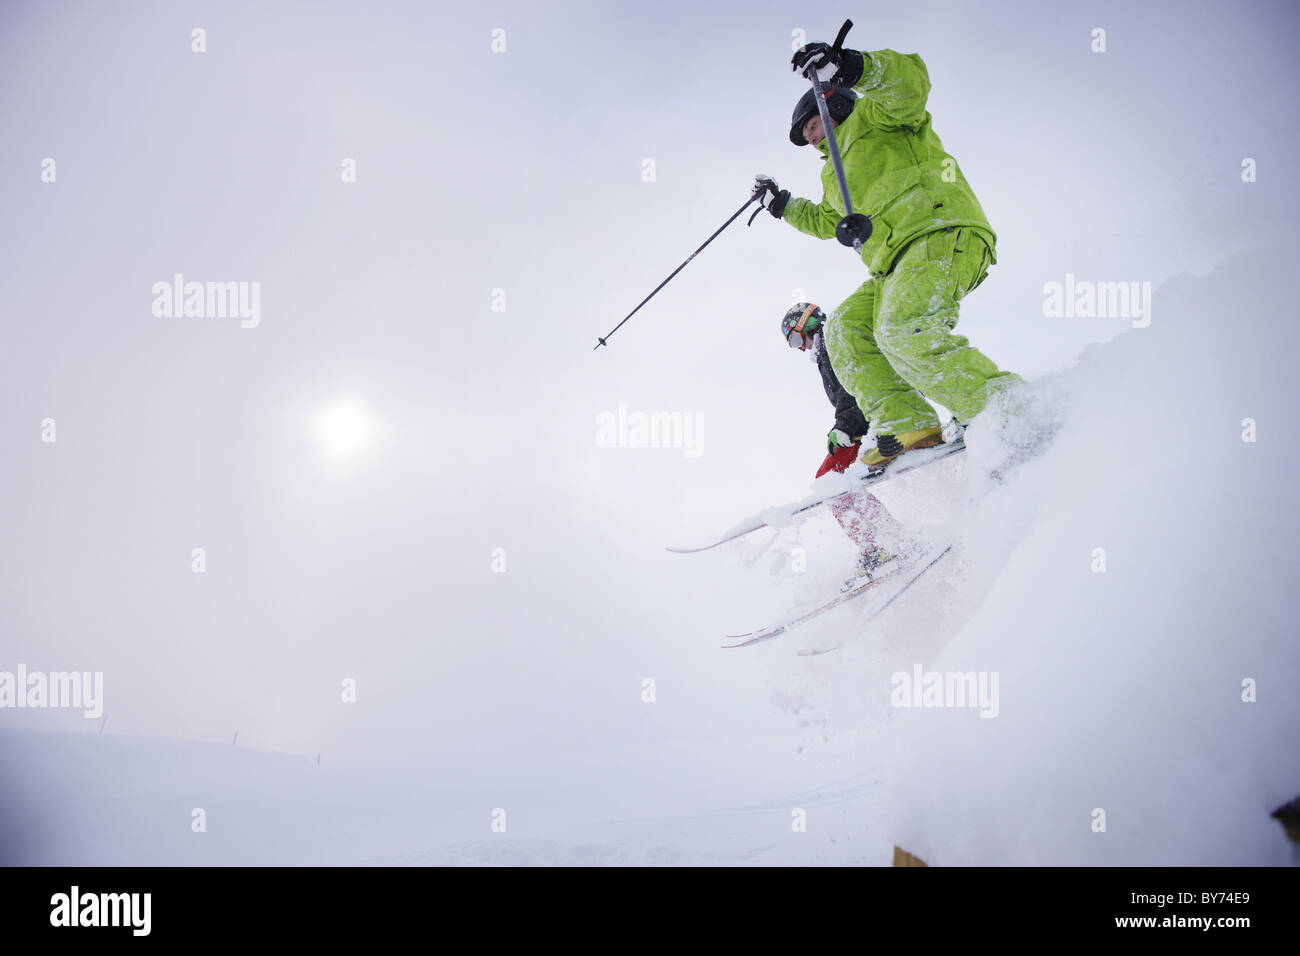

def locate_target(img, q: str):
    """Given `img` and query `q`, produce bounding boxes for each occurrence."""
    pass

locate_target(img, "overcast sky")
[1,0,1296,763]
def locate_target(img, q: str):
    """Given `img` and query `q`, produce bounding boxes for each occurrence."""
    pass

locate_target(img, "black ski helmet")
[781,302,826,345]
[789,87,858,146]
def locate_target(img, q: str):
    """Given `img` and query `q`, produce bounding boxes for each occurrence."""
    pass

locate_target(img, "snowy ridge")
[796,244,1298,864]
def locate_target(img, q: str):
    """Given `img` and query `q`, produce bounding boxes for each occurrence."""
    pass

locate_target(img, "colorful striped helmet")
[781,302,825,347]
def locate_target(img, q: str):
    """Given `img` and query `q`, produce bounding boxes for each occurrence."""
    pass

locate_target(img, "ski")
[669,440,966,554]
[722,564,905,648]
[722,544,954,649]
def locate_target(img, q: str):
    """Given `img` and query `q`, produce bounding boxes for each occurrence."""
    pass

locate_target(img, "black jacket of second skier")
[813,330,869,438]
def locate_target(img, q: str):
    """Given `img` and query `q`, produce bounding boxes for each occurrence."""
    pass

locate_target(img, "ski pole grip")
[831,19,853,53]
[803,19,854,80]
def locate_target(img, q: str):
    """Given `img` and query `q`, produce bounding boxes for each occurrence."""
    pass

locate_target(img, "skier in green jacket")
[755,43,1021,472]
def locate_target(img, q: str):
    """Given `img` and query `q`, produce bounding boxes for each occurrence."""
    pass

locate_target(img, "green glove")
[827,428,855,453]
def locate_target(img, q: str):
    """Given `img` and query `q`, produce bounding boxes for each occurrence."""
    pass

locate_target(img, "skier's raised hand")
[753,175,790,218]
[790,42,864,88]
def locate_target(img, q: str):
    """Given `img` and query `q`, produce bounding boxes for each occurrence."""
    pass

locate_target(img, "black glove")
[791,43,864,88]
[753,175,790,219]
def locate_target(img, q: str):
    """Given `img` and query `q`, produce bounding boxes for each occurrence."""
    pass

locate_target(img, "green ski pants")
[824,227,1020,434]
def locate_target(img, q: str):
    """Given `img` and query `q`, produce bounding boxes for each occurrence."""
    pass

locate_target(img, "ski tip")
[721,627,783,648]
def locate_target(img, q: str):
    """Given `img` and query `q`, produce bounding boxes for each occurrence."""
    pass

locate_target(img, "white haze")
[1,0,1297,864]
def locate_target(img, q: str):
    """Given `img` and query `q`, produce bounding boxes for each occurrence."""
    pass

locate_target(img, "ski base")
[669,440,966,555]
[721,565,904,648]
[721,544,954,649]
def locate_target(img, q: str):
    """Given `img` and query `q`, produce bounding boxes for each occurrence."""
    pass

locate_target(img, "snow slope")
[0,728,898,866]
[871,244,1300,864]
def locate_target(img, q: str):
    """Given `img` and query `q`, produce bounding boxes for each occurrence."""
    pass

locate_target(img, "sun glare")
[320,403,367,454]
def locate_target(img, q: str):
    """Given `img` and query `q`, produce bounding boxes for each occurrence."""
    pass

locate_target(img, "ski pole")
[594,189,761,350]
[803,19,872,251]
